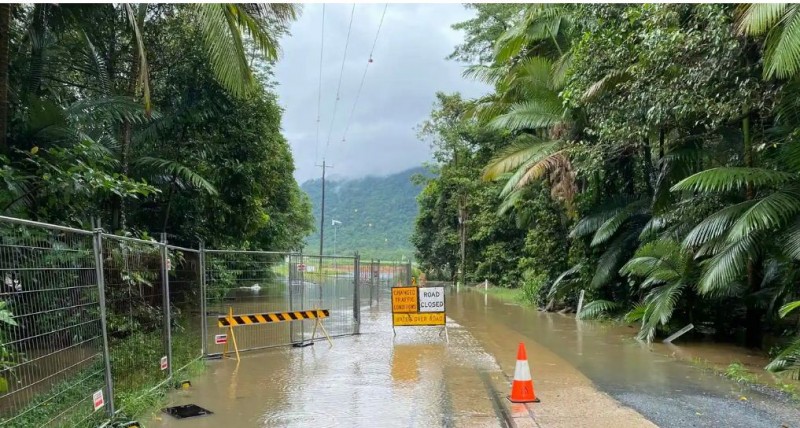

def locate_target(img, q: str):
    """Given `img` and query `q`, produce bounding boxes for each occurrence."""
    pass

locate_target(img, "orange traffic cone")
[508,342,540,403]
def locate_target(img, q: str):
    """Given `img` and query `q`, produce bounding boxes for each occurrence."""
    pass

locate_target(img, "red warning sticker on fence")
[215,334,227,345]
[93,389,104,411]
[160,356,168,371]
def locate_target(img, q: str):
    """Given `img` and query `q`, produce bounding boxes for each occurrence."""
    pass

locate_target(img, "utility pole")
[316,160,334,257]
[458,194,467,287]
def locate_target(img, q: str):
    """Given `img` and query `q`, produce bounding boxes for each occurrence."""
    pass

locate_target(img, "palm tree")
[670,146,800,347]
[619,239,698,342]
[736,3,800,80]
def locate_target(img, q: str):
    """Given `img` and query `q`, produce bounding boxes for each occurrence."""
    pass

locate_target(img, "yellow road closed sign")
[393,312,445,326]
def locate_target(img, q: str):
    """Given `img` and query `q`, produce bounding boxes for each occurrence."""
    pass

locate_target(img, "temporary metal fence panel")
[0,218,110,428]
[100,234,171,412]
[203,250,293,354]
[165,245,203,373]
[0,214,411,426]
[296,254,358,341]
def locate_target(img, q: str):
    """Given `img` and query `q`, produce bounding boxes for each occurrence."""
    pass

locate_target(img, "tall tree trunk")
[111,7,144,231]
[742,115,763,348]
[641,137,654,196]
[0,4,10,154]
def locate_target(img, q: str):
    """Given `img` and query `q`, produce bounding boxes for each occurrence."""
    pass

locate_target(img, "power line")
[313,4,326,165]
[323,4,356,160]
[340,4,388,145]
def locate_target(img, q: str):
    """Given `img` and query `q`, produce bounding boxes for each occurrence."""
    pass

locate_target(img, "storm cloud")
[274,4,489,183]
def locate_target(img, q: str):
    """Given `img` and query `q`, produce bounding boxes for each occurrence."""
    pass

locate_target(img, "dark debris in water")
[162,404,214,419]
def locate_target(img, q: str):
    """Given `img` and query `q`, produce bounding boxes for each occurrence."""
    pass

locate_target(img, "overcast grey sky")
[274,4,489,184]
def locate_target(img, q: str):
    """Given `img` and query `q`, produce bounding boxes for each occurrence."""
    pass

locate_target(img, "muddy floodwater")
[150,286,800,428]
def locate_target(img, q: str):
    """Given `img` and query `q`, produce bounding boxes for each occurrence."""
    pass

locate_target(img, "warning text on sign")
[391,287,418,313]
[393,312,445,326]
[419,286,445,313]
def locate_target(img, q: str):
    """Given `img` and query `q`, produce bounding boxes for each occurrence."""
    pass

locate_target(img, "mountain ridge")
[301,166,428,260]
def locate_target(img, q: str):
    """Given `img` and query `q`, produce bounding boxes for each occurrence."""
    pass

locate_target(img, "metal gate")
[202,251,360,355]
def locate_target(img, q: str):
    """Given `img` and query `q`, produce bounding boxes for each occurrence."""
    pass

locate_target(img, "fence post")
[289,252,297,343]
[353,252,360,334]
[199,241,207,357]
[92,227,115,416]
[160,233,173,379]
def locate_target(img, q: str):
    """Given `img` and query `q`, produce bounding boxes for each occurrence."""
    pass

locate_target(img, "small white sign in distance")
[418,286,445,313]
[92,389,104,411]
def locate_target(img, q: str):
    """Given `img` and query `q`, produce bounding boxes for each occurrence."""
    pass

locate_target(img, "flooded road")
[448,288,800,428]
[152,295,515,427]
[151,286,799,427]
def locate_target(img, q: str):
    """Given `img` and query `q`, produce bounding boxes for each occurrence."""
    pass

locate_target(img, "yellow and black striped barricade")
[217,308,332,361]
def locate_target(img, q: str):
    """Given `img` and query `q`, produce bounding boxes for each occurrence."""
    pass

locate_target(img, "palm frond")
[765,336,800,374]
[624,303,647,324]
[511,56,555,90]
[779,300,800,318]
[727,188,800,240]
[577,300,621,320]
[513,150,569,193]
[683,200,757,248]
[570,196,638,238]
[621,239,684,283]
[546,264,581,299]
[482,138,559,180]
[551,50,572,88]
[671,167,795,193]
[66,97,157,126]
[463,64,508,85]
[132,157,217,195]
[488,96,565,132]
[582,69,631,103]
[781,218,800,259]
[762,5,800,79]
[497,187,526,215]
[736,3,788,35]
[591,199,648,247]
[193,4,255,97]
[639,215,669,241]
[590,233,633,288]
[81,31,111,95]
[228,4,281,60]
[124,4,151,112]
[697,234,759,295]
[637,281,686,342]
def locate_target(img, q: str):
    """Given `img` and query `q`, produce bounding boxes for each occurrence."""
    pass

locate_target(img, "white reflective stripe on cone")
[514,360,532,381]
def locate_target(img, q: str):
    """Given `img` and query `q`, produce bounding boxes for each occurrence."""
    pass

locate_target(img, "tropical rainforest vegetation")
[412,3,800,376]
[0,3,313,249]
[0,4,313,425]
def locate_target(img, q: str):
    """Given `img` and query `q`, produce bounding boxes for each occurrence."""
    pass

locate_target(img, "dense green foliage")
[0,4,313,249]
[414,3,800,376]
[0,4,312,424]
[302,167,424,259]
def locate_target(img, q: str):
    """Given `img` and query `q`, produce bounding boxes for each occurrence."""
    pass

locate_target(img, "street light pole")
[332,219,341,277]
[332,219,341,255]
